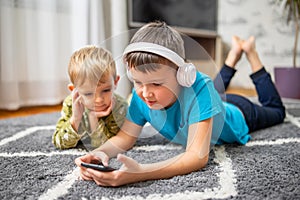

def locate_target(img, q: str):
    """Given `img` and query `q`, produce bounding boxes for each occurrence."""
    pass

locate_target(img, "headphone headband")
[123,42,185,67]
[123,42,196,87]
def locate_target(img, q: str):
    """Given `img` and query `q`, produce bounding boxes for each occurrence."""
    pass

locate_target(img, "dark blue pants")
[214,65,286,132]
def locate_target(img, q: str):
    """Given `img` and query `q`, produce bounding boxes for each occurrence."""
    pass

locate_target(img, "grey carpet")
[0,99,299,200]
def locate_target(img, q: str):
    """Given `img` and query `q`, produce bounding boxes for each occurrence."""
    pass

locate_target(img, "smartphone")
[81,162,116,172]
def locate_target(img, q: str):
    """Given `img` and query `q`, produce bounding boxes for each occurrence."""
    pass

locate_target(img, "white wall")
[108,0,132,98]
[218,0,299,89]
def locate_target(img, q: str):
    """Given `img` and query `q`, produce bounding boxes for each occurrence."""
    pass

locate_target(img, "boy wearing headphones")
[75,22,285,186]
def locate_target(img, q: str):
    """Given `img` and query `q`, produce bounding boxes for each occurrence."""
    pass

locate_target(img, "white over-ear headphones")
[123,42,196,87]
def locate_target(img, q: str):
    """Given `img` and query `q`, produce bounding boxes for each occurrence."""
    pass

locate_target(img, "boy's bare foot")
[225,36,243,68]
[241,36,255,53]
[242,36,263,73]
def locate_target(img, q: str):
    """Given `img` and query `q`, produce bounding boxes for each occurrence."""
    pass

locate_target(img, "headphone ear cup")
[176,63,197,87]
[126,68,133,82]
[125,61,133,82]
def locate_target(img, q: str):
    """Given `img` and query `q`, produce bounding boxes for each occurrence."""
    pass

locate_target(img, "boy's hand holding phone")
[75,151,113,179]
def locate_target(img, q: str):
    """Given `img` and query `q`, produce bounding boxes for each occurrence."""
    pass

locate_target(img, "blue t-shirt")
[126,71,250,146]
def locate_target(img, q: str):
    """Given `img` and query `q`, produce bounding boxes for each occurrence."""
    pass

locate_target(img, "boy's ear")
[68,83,75,92]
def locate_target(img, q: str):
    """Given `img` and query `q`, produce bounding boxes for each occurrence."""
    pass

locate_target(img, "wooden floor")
[0,88,256,119]
[226,87,257,97]
[0,104,62,119]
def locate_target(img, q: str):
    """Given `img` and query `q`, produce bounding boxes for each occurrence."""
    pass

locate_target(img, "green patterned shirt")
[52,93,128,150]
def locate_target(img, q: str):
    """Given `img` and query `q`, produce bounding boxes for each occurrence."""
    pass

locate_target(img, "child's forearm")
[139,120,212,180]
[111,151,209,186]
[69,116,81,132]
[94,130,137,158]
[139,151,208,181]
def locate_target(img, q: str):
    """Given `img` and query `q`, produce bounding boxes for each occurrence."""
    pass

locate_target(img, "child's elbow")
[184,151,209,173]
[52,134,78,150]
[191,154,209,172]
[198,154,209,169]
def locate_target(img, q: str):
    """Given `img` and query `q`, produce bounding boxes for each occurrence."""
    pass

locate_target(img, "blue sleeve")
[188,74,223,125]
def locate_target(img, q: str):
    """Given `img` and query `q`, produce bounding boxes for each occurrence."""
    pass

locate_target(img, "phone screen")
[81,162,115,172]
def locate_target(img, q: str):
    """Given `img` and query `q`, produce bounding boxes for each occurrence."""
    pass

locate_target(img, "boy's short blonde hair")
[124,21,185,72]
[68,46,116,87]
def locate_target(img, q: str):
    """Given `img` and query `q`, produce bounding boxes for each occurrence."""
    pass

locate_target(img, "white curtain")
[0,0,110,110]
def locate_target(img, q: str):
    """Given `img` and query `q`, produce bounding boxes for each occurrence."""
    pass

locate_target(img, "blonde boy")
[52,46,128,149]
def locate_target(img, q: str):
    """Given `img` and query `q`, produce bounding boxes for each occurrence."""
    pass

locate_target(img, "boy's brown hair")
[124,21,185,72]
